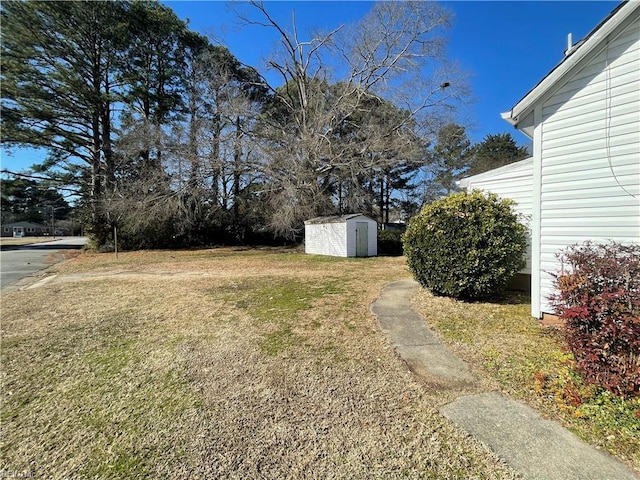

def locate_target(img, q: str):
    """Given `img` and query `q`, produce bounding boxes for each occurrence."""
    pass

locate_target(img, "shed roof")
[501,1,638,135]
[304,214,375,225]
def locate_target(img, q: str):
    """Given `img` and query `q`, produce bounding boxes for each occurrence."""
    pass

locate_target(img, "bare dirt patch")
[1,249,517,479]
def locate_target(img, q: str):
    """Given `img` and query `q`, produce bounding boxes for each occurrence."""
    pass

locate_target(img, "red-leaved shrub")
[549,241,640,397]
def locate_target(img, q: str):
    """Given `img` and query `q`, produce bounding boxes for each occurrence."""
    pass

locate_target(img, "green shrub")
[403,190,527,300]
[549,241,640,397]
[377,229,404,256]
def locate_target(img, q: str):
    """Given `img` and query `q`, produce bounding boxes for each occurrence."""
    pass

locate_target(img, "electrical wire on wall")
[604,38,638,198]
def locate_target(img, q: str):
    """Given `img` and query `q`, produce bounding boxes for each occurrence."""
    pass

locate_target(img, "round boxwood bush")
[403,190,527,300]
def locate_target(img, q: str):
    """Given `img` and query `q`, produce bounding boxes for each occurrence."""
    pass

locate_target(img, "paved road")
[0,237,88,291]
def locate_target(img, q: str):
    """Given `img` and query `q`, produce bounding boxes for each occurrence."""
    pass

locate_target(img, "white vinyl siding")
[459,158,534,274]
[537,15,640,315]
[305,222,348,257]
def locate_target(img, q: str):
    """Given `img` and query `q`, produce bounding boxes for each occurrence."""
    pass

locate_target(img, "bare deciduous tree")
[242,1,468,237]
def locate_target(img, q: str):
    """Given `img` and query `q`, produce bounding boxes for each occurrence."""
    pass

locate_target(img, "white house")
[458,157,534,276]
[304,214,377,257]
[500,1,640,318]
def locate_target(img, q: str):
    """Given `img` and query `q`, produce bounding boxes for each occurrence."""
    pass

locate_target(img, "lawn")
[0,248,517,479]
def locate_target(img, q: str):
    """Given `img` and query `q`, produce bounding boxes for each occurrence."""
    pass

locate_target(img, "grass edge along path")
[412,288,640,474]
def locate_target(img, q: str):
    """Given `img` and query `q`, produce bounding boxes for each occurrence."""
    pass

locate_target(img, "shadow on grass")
[488,290,532,306]
[422,287,531,307]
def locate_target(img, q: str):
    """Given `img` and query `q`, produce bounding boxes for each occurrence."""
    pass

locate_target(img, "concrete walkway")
[371,279,639,480]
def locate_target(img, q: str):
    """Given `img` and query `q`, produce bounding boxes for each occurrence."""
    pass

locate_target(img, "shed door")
[356,222,368,257]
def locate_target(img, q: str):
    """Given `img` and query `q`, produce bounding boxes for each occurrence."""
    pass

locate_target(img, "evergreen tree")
[1,1,216,248]
[1,179,70,224]
[1,0,128,243]
[429,123,472,196]
[118,1,195,174]
[467,133,529,176]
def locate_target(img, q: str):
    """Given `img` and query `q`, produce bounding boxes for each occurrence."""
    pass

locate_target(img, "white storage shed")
[501,1,640,318]
[304,214,378,257]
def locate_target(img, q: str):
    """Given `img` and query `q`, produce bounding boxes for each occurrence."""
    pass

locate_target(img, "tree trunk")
[378,173,385,224]
[211,110,221,207]
[90,51,106,244]
[232,116,242,225]
[102,74,114,192]
[384,172,391,224]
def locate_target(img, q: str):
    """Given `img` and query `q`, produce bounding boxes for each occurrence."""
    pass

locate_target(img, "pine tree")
[118,1,194,174]
[467,133,529,176]
[429,123,472,195]
[1,1,128,243]
[1,1,209,247]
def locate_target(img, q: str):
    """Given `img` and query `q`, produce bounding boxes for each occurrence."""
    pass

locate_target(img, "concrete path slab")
[371,278,475,388]
[442,392,638,480]
[372,278,639,480]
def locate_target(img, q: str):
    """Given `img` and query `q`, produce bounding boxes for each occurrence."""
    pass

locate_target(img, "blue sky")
[166,0,618,143]
[1,1,619,174]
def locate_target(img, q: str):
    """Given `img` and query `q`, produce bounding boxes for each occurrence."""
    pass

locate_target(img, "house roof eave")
[501,110,517,126]
[503,1,637,128]
[500,111,533,139]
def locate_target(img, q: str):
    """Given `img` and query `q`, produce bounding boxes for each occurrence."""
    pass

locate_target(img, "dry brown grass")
[1,248,517,479]
[0,236,58,247]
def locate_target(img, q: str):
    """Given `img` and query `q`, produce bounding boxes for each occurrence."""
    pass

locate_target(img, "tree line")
[1,0,527,249]
[1,178,71,225]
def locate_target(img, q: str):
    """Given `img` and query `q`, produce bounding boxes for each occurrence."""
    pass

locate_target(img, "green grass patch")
[259,326,302,356]
[576,392,640,452]
[1,304,202,478]
[216,277,345,356]
[216,277,344,324]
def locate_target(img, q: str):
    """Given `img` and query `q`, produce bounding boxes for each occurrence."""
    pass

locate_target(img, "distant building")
[1,221,51,237]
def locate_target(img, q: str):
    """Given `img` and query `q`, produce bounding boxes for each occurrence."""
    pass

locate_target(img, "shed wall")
[537,16,640,315]
[305,222,348,257]
[305,215,377,257]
